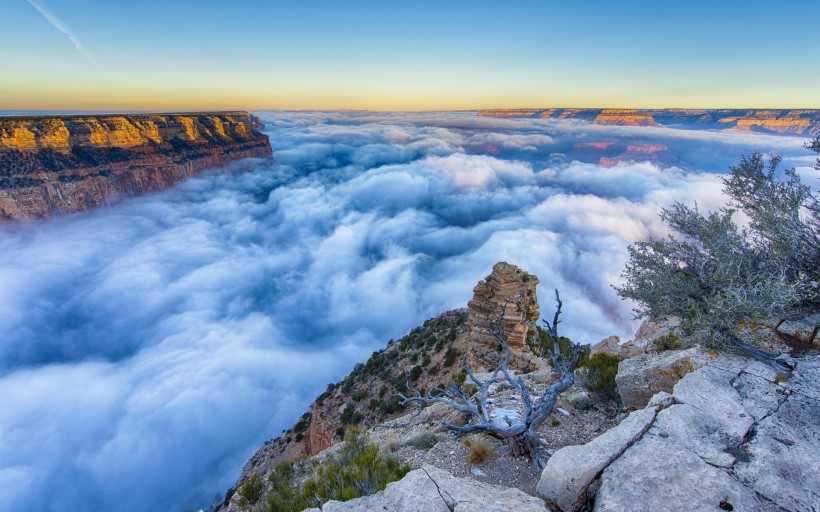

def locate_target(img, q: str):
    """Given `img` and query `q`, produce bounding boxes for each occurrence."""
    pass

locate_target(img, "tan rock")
[590,336,645,359]
[615,347,712,410]
[466,262,546,372]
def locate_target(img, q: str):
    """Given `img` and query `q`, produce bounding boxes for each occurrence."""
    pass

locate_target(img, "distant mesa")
[0,111,272,221]
[478,108,820,136]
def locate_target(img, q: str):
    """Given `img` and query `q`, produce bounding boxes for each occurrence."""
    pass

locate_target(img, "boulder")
[589,336,644,359]
[322,464,547,512]
[537,406,658,511]
[615,347,711,410]
[595,354,820,512]
[732,356,820,511]
[594,436,771,512]
[776,313,819,345]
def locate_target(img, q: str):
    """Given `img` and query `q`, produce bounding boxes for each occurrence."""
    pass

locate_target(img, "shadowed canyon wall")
[0,112,272,221]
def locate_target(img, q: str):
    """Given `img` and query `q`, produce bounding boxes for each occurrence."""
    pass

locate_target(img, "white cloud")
[26,0,92,60]
[0,110,813,511]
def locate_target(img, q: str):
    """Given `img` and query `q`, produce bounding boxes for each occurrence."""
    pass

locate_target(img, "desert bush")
[550,418,561,427]
[615,148,819,369]
[529,327,589,367]
[405,432,440,450]
[570,396,595,411]
[237,473,265,509]
[300,429,410,506]
[579,354,621,402]
[653,332,682,352]
[463,437,494,464]
[385,437,400,453]
[258,432,409,512]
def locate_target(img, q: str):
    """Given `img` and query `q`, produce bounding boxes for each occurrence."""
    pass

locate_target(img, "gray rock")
[594,436,772,512]
[733,362,820,511]
[536,406,658,511]
[322,465,547,512]
[671,361,754,440]
[616,346,711,410]
[594,354,820,512]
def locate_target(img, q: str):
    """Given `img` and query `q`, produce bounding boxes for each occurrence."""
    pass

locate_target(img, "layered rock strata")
[0,111,272,220]
[466,262,547,372]
[478,108,820,136]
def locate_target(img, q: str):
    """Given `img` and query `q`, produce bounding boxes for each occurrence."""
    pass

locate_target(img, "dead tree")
[397,290,583,468]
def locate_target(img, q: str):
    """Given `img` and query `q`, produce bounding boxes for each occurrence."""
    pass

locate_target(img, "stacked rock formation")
[0,111,272,221]
[466,262,546,372]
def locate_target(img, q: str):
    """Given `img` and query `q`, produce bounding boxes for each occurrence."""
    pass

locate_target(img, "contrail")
[26,0,92,60]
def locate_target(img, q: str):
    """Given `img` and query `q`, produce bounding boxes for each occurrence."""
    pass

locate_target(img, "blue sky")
[1,1,819,111]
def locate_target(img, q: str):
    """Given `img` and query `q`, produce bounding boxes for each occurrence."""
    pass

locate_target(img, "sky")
[2,0,820,110]
[0,111,816,511]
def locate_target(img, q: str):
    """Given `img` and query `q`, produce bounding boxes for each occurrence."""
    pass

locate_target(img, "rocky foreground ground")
[221,262,819,512]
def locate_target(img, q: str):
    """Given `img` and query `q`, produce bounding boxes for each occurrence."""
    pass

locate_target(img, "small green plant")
[454,370,467,385]
[463,437,494,464]
[580,353,622,402]
[774,372,789,384]
[654,332,682,352]
[237,473,265,509]
[550,418,561,427]
[352,390,368,401]
[405,432,440,450]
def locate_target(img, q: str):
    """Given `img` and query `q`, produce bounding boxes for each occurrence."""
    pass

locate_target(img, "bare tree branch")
[396,290,582,467]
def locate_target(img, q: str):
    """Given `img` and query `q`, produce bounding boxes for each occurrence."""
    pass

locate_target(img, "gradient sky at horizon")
[2,0,819,111]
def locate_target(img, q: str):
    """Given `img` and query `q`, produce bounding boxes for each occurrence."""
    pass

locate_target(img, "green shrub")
[529,327,590,367]
[653,332,682,352]
[443,346,459,367]
[580,353,621,402]
[340,406,362,425]
[352,390,368,401]
[301,430,411,506]
[454,370,467,385]
[571,396,595,411]
[237,473,265,508]
[409,365,423,381]
[405,432,440,450]
[550,418,561,427]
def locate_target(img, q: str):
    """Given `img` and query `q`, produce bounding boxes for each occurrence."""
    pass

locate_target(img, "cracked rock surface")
[316,464,547,511]
[541,353,820,512]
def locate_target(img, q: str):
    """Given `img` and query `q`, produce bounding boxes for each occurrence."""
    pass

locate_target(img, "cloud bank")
[0,111,812,511]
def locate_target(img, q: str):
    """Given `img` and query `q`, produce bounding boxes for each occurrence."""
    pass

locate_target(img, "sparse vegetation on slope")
[236,430,410,512]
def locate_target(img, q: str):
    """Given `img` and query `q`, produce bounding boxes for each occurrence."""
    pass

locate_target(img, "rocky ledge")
[0,111,272,221]
[478,108,820,136]
[539,353,820,511]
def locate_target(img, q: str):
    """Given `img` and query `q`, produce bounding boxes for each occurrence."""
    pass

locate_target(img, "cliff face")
[0,111,272,221]
[478,108,820,136]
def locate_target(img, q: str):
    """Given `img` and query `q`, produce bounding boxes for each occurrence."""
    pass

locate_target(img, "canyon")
[478,108,820,136]
[0,111,272,221]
